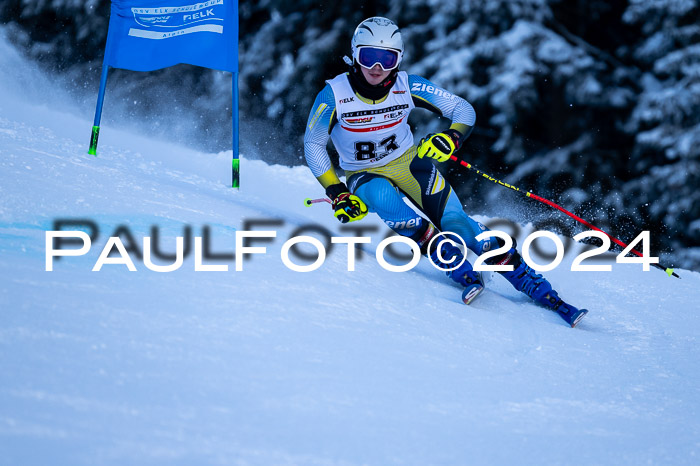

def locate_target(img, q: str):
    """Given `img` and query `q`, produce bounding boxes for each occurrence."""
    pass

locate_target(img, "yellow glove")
[332,193,368,223]
[326,183,368,224]
[417,130,461,162]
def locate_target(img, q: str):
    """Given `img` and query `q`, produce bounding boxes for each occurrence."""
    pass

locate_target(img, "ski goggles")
[355,46,400,71]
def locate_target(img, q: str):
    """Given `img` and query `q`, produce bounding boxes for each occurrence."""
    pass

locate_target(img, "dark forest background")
[1,0,698,269]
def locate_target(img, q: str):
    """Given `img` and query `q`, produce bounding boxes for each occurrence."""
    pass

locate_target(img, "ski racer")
[303,16,588,327]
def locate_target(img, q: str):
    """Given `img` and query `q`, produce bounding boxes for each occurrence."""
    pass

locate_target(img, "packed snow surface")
[1,36,699,465]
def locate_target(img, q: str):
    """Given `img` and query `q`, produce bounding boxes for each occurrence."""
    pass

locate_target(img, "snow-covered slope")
[1,36,699,465]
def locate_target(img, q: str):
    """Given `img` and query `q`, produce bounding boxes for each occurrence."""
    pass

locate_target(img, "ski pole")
[304,197,332,207]
[450,155,680,278]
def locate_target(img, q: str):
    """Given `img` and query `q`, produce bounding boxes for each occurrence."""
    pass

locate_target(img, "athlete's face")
[361,64,391,86]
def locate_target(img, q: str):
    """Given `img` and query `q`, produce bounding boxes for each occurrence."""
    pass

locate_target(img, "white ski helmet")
[351,17,404,70]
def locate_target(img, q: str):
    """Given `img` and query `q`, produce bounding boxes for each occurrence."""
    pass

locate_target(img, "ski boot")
[430,241,484,305]
[501,251,588,328]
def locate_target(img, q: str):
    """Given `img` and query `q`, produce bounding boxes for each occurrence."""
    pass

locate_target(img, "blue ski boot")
[430,242,484,305]
[500,252,588,328]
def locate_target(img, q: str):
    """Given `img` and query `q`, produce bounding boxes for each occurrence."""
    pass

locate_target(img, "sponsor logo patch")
[383,110,405,120]
[129,0,225,39]
[341,104,409,118]
[385,218,422,230]
[346,117,373,124]
[426,166,446,196]
[410,82,455,99]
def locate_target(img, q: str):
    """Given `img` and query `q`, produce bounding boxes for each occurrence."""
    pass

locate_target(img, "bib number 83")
[354,135,399,161]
